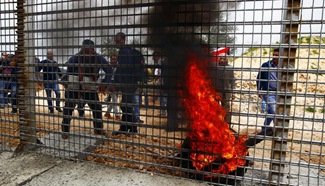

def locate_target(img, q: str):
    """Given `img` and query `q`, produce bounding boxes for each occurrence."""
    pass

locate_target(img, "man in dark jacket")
[256,48,279,132]
[61,39,109,139]
[36,50,63,113]
[112,32,142,135]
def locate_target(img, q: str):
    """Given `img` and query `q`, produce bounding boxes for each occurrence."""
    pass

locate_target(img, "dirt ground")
[1,37,324,182]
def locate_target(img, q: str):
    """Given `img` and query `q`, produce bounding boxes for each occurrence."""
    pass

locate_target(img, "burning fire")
[183,52,248,174]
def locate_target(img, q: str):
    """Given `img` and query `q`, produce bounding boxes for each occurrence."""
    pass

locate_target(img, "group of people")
[0,52,18,113]
[32,32,164,139]
[60,33,148,139]
[1,33,279,138]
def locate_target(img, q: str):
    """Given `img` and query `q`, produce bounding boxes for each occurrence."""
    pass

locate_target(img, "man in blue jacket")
[61,39,109,139]
[257,48,279,133]
[36,50,63,113]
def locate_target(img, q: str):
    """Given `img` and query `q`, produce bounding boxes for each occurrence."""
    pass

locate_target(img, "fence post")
[270,0,301,184]
[14,0,37,153]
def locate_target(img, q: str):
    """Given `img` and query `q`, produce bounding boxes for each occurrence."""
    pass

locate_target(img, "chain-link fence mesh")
[1,0,324,185]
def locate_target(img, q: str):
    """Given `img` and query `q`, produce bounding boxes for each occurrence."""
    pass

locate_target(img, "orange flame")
[183,53,248,174]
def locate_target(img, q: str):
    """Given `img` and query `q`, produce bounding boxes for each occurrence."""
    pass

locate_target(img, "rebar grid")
[0,0,325,185]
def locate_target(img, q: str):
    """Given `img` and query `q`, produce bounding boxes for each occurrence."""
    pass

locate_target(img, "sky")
[0,0,324,61]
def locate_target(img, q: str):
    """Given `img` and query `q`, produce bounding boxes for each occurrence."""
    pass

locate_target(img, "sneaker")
[115,116,121,120]
[61,133,69,139]
[94,130,107,136]
[112,130,127,136]
[56,108,63,112]
[104,113,114,119]
[161,110,167,116]
[11,110,17,114]
[125,130,138,137]
[49,110,54,114]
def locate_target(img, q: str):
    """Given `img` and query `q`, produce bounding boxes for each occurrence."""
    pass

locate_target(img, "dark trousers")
[61,90,103,133]
[119,89,137,133]
[44,83,61,112]
[166,88,182,131]
[77,101,86,116]
[10,82,18,112]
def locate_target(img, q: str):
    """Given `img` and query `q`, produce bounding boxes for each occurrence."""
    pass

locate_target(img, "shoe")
[115,116,121,120]
[160,111,167,116]
[94,130,107,136]
[56,108,63,112]
[49,110,54,114]
[248,160,254,167]
[125,130,138,137]
[11,110,17,114]
[104,113,114,119]
[138,119,144,123]
[112,130,127,136]
[62,133,69,139]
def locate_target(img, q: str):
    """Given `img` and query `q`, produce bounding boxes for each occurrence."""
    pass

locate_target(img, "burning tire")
[178,137,249,185]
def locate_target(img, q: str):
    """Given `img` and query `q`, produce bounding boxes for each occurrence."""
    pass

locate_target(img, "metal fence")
[1,0,325,185]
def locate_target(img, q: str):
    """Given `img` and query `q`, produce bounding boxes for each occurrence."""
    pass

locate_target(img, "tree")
[101,37,118,58]
[201,13,236,51]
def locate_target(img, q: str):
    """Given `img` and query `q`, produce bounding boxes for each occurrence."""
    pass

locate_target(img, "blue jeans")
[77,101,85,116]
[0,79,10,105]
[133,88,141,121]
[262,94,276,131]
[10,81,18,111]
[44,83,61,111]
[142,88,149,106]
[160,91,167,115]
[107,91,120,116]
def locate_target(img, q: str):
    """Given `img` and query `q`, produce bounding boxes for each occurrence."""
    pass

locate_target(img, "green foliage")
[101,37,118,58]
[306,107,316,113]
[201,13,236,53]
[311,49,319,55]
[313,37,321,44]
[298,36,309,44]
[263,48,268,55]
[321,108,325,113]
[310,63,318,70]
[297,36,325,44]
[242,47,257,56]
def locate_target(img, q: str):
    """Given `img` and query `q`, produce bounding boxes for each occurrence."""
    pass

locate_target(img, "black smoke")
[125,0,239,130]
[36,1,126,62]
